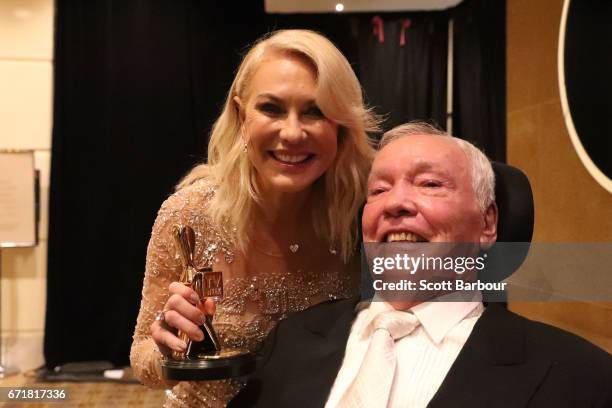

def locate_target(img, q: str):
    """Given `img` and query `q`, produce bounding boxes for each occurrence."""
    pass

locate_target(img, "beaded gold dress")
[130,179,359,407]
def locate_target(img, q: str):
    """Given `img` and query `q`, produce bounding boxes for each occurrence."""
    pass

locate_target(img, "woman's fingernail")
[189,294,199,303]
[178,341,187,351]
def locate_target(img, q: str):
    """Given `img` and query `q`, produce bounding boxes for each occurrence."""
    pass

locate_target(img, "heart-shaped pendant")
[289,244,299,253]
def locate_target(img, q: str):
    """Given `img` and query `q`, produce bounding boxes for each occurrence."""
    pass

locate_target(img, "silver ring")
[154,310,166,324]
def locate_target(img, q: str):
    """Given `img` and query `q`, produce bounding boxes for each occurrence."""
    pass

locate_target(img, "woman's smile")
[269,151,313,164]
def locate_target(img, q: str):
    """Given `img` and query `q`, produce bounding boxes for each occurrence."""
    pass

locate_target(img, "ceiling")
[265,0,463,13]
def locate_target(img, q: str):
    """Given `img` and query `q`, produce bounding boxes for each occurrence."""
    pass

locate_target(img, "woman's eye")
[258,103,283,115]
[304,106,325,118]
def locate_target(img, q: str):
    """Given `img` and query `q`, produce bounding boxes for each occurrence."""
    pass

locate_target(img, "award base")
[161,349,255,381]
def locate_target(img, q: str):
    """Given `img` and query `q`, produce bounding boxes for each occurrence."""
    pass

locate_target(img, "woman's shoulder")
[160,176,216,212]
[154,175,235,262]
[152,176,217,233]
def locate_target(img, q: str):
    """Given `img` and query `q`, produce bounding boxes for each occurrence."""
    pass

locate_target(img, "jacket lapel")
[428,305,551,407]
[231,296,361,408]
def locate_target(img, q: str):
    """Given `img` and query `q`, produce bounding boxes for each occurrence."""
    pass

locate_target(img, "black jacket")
[231,296,612,407]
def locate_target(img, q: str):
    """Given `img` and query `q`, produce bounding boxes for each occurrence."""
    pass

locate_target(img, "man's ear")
[233,96,245,124]
[480,202,498,250]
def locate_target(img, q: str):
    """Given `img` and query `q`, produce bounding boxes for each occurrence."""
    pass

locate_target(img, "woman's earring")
[240,127,248,153]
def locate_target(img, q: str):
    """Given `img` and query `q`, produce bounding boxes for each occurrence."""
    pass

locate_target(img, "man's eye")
[422,180,442,188]
[304,106,325,118]
[369,188,386,196]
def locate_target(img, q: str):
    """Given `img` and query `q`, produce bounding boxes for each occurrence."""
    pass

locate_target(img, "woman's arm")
[130,193,184,389]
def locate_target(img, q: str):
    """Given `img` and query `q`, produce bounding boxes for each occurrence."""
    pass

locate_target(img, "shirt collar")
[357,291,483,345]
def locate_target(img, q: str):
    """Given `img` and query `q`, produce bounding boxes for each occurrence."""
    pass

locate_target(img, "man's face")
[362,134,497,246]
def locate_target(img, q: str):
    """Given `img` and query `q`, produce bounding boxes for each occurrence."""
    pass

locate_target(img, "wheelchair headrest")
[492,161,534,243]
[480,162,534,284]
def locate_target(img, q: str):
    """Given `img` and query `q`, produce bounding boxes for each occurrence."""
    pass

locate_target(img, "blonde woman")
[130,29,378,407]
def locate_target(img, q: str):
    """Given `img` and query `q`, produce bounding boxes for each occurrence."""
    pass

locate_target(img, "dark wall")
[564,0,612,178]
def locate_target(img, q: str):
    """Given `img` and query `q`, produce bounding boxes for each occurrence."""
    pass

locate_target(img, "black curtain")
[46,0,505,367]
[352,0,506,160]
[453,0,506,162]
[356,13,449,131]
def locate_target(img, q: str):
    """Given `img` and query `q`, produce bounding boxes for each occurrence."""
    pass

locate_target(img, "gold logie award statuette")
[161,225,255,381]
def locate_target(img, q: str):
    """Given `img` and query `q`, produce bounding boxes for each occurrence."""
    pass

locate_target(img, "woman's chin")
[260,175,320,195]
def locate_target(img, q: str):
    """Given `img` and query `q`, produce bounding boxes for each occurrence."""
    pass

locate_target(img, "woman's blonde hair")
[177,29,379,262]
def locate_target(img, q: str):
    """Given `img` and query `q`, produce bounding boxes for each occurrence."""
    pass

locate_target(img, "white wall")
[0,0,54,371]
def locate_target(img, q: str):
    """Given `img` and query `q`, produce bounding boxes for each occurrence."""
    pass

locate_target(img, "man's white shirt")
[325,292,483,408]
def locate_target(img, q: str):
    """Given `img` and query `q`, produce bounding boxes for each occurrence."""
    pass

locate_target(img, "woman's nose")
[279,113,305,143]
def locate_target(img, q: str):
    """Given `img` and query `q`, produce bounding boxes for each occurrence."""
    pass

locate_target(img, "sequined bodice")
[130,178,358,408]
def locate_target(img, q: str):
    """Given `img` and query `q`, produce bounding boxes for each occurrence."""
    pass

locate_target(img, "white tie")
[337,310,420,408]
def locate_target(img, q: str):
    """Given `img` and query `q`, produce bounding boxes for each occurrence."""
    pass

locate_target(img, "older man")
[231,123,611,408]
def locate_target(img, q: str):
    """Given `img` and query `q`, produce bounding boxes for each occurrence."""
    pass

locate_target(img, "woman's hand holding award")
[161,225,255,380]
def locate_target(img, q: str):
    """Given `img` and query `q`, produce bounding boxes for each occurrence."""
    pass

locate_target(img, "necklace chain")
[251,243,339,257]
[251,243,300,258]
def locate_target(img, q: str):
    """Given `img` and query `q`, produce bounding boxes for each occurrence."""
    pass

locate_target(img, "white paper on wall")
[0,150,36,247]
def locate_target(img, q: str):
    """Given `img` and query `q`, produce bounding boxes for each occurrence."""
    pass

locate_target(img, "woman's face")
[235,52,339,195]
